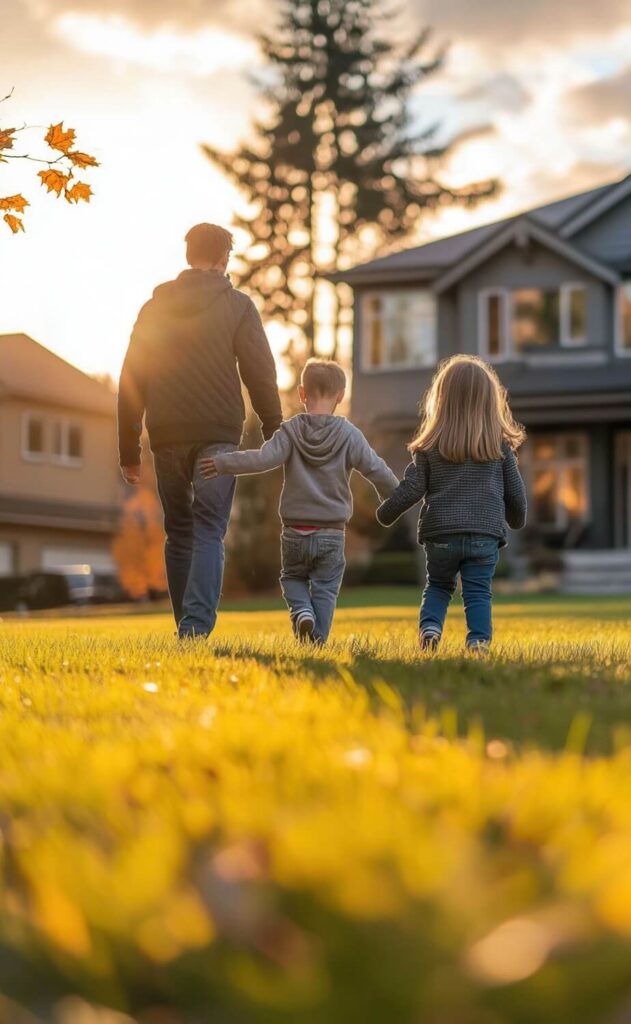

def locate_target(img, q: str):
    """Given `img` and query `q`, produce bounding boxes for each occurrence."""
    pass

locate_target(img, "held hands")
[121,465,141,485]
[199,457,219,480]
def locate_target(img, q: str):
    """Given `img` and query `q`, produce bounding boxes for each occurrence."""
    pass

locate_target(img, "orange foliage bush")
[112,488,167,600]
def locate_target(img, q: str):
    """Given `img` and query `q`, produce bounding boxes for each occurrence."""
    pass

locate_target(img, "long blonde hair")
[409,355,525,462]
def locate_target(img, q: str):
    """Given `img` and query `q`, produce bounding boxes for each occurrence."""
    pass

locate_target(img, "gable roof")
[329,174,629,286]
[433,216,619,293]
[0,334,115,416]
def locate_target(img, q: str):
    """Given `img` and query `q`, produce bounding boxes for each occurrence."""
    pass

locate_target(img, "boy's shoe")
[419,630,441,652]
[295,612,316,643]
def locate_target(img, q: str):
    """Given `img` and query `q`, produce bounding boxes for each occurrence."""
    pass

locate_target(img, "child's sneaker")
[295,612,316,643]
[467,640,490,656]
[419,629,441,653]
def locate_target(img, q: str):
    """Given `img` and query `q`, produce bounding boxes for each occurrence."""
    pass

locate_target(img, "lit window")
[512,289,560,351]
[363,291,437,370]
[527,433,589,529]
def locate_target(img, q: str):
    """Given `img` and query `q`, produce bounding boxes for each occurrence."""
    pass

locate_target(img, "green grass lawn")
[1,596,631,1023]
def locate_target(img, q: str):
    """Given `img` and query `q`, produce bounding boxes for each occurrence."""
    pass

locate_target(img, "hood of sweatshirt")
[282,414,352,466]
[150,269,232,320]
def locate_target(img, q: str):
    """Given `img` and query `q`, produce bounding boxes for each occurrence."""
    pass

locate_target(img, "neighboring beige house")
[0,333,122,576]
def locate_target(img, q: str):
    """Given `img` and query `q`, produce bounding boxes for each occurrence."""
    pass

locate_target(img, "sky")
[1,0,630,381]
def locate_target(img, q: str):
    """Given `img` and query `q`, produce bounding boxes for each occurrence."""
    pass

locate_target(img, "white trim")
[560,282,588,347]
[523,351,606,368]
[560,174,631,238]
[478,288,510,362]
[614,280,631,358]
[360,288,437,373]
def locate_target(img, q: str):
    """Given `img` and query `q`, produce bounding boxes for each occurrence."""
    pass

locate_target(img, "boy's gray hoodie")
[213,414,399,528]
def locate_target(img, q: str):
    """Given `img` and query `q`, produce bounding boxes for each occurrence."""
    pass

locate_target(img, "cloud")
[458,74,531,113]
[412,0,631,47]
[52,12,259,76]
[28,0,263,32]
[567,64,631,122]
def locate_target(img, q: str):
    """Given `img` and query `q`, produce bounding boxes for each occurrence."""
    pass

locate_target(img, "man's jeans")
[153,443,236,637]
[420,533,500,647]
[280,528,346,643]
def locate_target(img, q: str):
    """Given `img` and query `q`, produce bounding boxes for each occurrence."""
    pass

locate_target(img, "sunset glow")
[1,1,630,380]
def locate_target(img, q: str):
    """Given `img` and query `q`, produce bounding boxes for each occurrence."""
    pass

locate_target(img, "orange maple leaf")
[65,181,92,204]
[45,122,76,154]
[3,213,24,234]
[67,150,99,169]
[0,194,29,212]
[38,169,70,196]
[0,127,16,154]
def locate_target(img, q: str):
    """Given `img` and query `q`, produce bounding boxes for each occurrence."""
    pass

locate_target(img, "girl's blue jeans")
[420,533,500,647]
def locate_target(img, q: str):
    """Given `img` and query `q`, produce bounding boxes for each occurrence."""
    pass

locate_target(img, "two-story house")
[331,173,631,584]
[0,334,122,577]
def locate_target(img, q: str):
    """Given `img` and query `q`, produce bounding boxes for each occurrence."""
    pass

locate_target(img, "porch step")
[562,550,631,594]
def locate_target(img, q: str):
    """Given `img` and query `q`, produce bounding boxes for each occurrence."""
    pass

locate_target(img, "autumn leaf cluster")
[1,115,99,234]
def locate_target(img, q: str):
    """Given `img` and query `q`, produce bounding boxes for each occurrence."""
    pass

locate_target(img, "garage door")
[0,543,14,577]
[41,546,116,573]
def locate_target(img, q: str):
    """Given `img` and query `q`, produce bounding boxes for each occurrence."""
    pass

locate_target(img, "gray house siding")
[570,193,631,269]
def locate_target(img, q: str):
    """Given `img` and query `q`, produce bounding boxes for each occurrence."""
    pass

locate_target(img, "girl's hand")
[199,457,218,479]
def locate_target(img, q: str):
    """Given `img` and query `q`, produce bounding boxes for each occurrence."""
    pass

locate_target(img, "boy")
[200,359,398,644]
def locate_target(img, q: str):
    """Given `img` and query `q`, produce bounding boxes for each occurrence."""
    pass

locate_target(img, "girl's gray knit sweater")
[376,442,527,546]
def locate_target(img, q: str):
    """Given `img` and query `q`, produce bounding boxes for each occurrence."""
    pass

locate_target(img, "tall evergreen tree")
[204,0,496,359]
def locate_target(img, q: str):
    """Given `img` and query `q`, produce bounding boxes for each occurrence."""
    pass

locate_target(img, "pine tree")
[203,0,496,360]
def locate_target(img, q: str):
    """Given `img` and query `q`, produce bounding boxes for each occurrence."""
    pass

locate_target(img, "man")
[118,223,282,638]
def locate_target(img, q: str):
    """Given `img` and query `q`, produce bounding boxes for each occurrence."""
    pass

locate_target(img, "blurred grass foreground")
[1,596,631,1023]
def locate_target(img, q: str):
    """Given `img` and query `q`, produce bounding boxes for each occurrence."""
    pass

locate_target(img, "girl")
[376,355,527,652]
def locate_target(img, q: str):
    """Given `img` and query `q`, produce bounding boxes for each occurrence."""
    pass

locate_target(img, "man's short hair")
[185,223,233,267]
[301,358,346,399]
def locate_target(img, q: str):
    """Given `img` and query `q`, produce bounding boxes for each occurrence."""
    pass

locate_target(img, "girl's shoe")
[295,612,315,643]
[420,630,441,652]
[467,640,490,656]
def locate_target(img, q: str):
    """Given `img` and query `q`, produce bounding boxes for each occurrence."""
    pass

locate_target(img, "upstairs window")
[617,281,631,355]
[480,283,588,358]
[362,290,437,371]
[23,414,45,459]
[512,288,560,351]
[22,413,84,466]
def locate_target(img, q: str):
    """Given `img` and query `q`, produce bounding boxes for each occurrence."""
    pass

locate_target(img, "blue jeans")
[153,442,236,637]
[280,528,346,643]
[420,533,500,647]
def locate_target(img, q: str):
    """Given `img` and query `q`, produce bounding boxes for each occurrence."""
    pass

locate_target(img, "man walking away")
[118,223,282,638]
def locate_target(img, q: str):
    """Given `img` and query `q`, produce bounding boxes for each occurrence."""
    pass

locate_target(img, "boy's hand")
[199,457,218,479]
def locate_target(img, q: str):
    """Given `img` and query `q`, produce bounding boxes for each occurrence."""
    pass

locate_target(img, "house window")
[22,413,83,465]
[479,290,509,359]
[23,414,46,459]
[512,289,560,351]
[528,433,589,528]
[617,281,631,355]
[480,284,588,358]
[363,290,437,370]
[561,283,587,346]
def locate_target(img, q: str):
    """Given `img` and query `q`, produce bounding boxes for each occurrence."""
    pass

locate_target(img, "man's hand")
[121,465,141,485]
[199,457,218,479]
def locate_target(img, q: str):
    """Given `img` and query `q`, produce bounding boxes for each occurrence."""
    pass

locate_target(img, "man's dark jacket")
[117,269,283,466]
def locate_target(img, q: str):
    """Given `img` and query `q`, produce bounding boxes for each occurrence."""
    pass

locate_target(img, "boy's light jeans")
[280,527,346,643]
